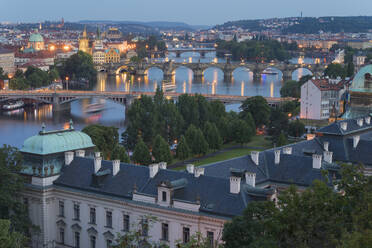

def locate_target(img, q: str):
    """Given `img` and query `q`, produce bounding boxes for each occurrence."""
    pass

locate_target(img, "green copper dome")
[21,124,95,155]
[29,33,44,43]
[350,64,372,93]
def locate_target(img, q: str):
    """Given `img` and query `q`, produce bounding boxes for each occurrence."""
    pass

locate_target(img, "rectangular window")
[161,223,169,241]
[207,231,214,247]
[74,204,80,220]
[75,232,80,248]
[106,211,112,228]
[59,201,64,217]
[106,239,112,248]
[90,236,96,248]
[123,214,130,232]
[59,228,65,244]
[162,191,167,202]
[90,208,96,224]
[183,227,190,243]
[141,218,148,237]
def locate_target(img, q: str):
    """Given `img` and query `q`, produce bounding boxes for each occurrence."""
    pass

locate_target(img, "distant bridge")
[166,48,216,58]
[0,90,296,112]
[97,61,326,81]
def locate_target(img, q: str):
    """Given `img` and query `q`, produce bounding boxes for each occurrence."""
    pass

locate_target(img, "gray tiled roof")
[54,157,272,217]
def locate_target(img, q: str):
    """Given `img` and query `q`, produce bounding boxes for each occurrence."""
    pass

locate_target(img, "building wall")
[24,184,225,248]
[300,80,322,119]
[0,51,15,75]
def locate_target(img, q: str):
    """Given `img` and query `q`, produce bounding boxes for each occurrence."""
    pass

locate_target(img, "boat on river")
[2,100,24,110]
[162,80,176,92]
[262,68,279,75]
[84,103,105,114]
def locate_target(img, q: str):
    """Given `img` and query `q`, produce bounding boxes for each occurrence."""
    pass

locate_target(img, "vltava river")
[0,53,315,148]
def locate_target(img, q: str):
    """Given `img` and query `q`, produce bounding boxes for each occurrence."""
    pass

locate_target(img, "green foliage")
[276,132,288,147]
[176,232,220,248]
[324,63,347,79]
[223,164,372,248]
[132,138,151,165]
[176,135,190,160]
[56,50,97,87]
[0,219,28,248]
[9,67,57,90]
[0,67,8,80]
[0,146,32,235]
[231,119,254,145]
[203,122,222,150]
[216,39,294,61]
[82,125,119,160]
[111,145,130,163]
[280,80,300,98]
[240,96,271,127]
[288,120,306,137]
[152,135,172,164]
[185,125,209,156]
[267,108,289,140]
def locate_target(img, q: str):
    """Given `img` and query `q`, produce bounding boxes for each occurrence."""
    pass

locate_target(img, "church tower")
[94,26,104,50]
[79,25,91,54]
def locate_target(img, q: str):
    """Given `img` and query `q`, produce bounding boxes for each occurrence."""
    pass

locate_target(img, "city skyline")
[2,0,372,25]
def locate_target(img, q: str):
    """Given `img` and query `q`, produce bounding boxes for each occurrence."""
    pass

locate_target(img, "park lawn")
[245,135,272,149]
[193,148,257,166]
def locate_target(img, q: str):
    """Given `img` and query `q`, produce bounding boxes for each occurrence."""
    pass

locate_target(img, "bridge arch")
[96,65,107,72]
[292,67,313,81]
[144,65,164,75]
[0,96,53,104]
[203,66,224,82]
[59,95,129,106]
[116,65,130,75]
[232,66,253,81]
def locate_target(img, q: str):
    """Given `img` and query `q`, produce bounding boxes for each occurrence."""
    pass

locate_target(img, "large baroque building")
[0,47,15,75]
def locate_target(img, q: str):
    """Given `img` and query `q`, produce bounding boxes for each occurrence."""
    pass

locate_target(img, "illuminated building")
[92,50,105,64]
[105,27,122,40]
[78,26,92,55]
[0,48,15,75]
[104,48,120,63]
[24,32,45,53]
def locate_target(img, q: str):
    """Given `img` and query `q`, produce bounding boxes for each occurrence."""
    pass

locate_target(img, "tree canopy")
[240,96,271,127]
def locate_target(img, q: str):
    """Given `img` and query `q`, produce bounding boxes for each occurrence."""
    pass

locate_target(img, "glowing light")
[241,81,244,96]
[49,45,56,51]
[63,45,70,51]
[270,82,274,98]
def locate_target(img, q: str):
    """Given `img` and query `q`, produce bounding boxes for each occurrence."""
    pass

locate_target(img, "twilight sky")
[2,0,372,25]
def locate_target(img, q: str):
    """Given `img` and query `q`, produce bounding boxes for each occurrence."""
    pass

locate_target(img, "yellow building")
[93,50,105,64]
[105,48,120,63]
[79,26,92,55]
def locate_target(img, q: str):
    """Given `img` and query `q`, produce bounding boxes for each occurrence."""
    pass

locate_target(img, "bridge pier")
[52,94,71,112]
[282,70,292,81]
[176,51,181,58]
[193,69,204,81]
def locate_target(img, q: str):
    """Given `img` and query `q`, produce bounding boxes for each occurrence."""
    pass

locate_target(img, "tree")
[82,125,119,160]
[231,119,253,145]
[288,120,305,137]
[203,122,222,150]
[276,132,288,147]
[132,138,151,165]
[152,135,172,164]
[240,96,271,127]
[347,62,355,78]
[176,135,190,160]
[280,80,300,98]
[0,219,28,248]
[185,125,209,156]
[0,146,32,235]
[267,108,289,139]
[111,145,130,163]
[324,63,347,79]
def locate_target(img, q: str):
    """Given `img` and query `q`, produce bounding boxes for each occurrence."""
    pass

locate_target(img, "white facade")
[24,173,226,248]
[300,79,345,120]
[93,50,105,65]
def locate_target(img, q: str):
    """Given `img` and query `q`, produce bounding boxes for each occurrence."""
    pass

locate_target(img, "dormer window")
[162,191,167,202]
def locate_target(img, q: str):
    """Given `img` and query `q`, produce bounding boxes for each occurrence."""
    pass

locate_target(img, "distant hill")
[79,20,209,32]
[216,16,372,34]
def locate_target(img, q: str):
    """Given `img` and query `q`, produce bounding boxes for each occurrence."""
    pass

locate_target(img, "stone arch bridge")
[98,61,326,81]
[0,90,295,112]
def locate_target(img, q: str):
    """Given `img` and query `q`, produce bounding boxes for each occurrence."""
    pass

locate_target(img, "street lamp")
[65,76,69,91]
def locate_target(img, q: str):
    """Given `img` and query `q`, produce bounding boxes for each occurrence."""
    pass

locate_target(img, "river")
[0,53,317,148]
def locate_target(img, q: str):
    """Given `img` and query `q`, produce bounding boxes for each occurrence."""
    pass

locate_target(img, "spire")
[96,26,101,40]
[82,25,87,38]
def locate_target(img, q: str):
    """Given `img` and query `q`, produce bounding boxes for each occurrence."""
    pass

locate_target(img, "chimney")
[112,160,120,176]
[274,150,281,164]
[365,116,371,125]
[95,152,101,158]
[65,151,74,165]
[353,135,360,148]
[75,150,85,157]
[357,118,364,127]
[159,162,167,170]
[323,151,333,163]
[283,146,292,155]
[340,122,347,131]
[245,172,256,187]
[312,154,322,169]
[194,167,204,178]
[251,151,259,165]
[94,155,102,173]
[229,176,241,194]
[323,141,329,151]
[186,164,194,174]
[149,164,159,178]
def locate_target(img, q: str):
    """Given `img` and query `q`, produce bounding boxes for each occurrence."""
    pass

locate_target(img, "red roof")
[310,78,347,91]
